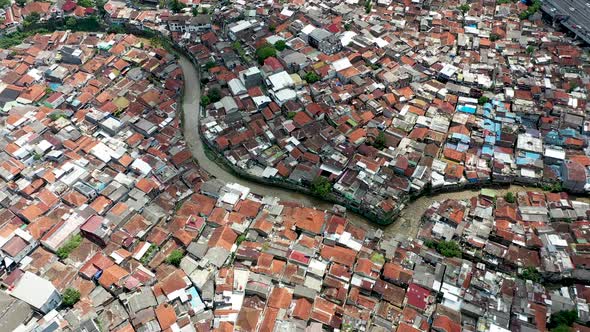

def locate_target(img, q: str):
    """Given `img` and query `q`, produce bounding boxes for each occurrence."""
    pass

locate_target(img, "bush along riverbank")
[197,125,404,226]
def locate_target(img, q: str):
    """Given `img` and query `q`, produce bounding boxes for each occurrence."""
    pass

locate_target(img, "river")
[178,56,590,238]
[178,56,372,225]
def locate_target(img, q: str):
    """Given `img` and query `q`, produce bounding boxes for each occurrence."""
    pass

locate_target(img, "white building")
[10,272,61,314]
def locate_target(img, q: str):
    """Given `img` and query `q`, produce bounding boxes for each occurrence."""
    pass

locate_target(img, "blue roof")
[457,105,476,114]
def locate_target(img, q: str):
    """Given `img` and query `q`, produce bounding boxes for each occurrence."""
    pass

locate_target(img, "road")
[543,0,590,44]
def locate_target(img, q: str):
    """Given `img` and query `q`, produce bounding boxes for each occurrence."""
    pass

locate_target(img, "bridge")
[541,0,590,45]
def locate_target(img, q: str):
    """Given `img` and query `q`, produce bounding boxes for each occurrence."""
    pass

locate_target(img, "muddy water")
[179,56,589,238]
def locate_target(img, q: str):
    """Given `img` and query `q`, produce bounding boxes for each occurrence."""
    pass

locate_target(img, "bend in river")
[178,56,590,238]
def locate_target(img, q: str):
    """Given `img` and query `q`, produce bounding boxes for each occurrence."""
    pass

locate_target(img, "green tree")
[274,40,286,52]
[311,176,331,198]
[526,45,535,54]
[344,23,351,31]
[56,234,83,260]
[208,88,221,103]
[437,240,461,258]
[519,266,541,283]
[205,60,216,69]
[424,239,437,249]
[373,131,386,150]
[0,0,11,8]
[548,310,578,330]
[23,12,41,27]
[364,0,372,13]
[236,234,247,246]
[551,326,572,332]
[191,6,198,16]
[169,0,185,13]
[489,33,500,42]
[16,0,26,7]
[478,96,490,105]
[95,0,107,15]
[66,17,77,28]
[77,0,93,7]
[458,4,470,14]
[304,71,320,84]
[255,44,276,64]
[62,288,81,307]
[200,95,211,106]
[166,249,183,267]
[504,192,516,203]
[268,23,276,32]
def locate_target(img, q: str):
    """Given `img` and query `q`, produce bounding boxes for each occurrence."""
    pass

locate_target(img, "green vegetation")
[519,0,541,20]
[32,152,42,160]
[168,0,185,13]
[568,82,578,93]
[49,112,67,121]
[268,23,276,32]
[0,16,104,49]
[62,288,81,307]
[0,29,48,49]
[424,239,462,257]
[16,0,26,7]
[205,60,216,69]
[372,131,386,150]
[504,192,516,203]
[57,234,83,260]
[344,23,351,31]
[274,40,286,52]
[166,249,184,267]
[526,45,535,55]
[287,111,297,119]
[236,234,247,246]
[66,17,77,28]
[497,0,516,4]
[232,41,247,59]
[364,0,372,13]
[310,176,332,198]
[542,182,562,193]
[23,12,41,27]
[458,4,470,14]
[201,88,221,106]
[437,240,462,257]
[77,0,94,7]
[550,326,572,332]
[0,0,11,8]
[489,33,500,42]
[519,266,541,283]
[304,71,320,84]
[478,96,490,105]
[255,44,277,64]
[191,7,198,17]
[424,239,437,249]
[548,310,578,332]
[140,244,159,265]
[370,252,385,265]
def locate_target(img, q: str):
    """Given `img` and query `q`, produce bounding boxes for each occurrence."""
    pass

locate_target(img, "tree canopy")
[304,71,320,84]
[504,192,516,203]
[166,249,183,267]
[77,0,94,8]
[62,288,81,307]
[274,40,286,51]
[311,176,331,198]
[548,310,578,331]
[255,44,277,64]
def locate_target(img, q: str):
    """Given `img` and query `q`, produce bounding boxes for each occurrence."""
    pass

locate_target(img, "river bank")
[178,47,590,238]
